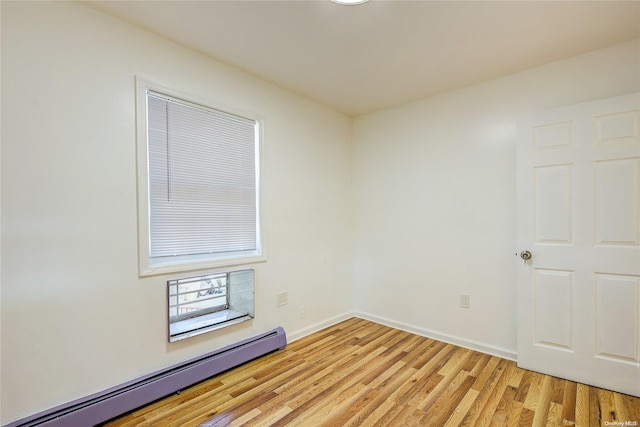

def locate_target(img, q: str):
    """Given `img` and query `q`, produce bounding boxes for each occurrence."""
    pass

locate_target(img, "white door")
[517,92,640,397]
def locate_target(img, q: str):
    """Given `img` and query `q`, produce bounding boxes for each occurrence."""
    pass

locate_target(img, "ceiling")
[85,0,640,116]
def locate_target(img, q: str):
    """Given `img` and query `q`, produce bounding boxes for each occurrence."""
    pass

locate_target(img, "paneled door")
[517,92,640,397]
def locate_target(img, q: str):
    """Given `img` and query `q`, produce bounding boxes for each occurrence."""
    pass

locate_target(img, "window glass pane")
[169,274,228,321]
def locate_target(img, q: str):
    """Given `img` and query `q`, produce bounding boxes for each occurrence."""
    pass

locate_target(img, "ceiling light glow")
[331,0,370,5]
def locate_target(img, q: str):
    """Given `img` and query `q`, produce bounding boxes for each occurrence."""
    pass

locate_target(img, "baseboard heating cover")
[7,327,287,427]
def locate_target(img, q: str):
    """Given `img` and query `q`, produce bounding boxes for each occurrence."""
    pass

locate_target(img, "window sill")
[169,309,253,342]
[141,253,266,277]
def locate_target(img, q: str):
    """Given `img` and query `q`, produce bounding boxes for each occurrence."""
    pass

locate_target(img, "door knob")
[520,250,532,263]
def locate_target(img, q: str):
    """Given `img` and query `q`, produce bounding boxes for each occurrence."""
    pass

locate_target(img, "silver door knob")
[520,250,532,261]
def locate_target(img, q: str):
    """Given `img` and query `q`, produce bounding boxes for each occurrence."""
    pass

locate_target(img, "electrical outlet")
[459,294,470,309]
[276,291,288,307]
[298,305,306,319]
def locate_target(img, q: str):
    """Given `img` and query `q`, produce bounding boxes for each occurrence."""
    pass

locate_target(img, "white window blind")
[146,91,259,264]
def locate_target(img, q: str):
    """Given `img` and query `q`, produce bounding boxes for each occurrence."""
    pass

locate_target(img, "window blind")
[147,91,258,261]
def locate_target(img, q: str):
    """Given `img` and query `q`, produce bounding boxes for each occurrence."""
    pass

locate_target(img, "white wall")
[352,39,640,358]
[0,2,352,424]
[2,1,639,424]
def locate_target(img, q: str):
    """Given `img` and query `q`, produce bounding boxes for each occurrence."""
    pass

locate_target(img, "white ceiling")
[86,0,640,116]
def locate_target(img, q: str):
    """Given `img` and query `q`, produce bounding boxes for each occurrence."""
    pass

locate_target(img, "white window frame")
[136,77,265,276]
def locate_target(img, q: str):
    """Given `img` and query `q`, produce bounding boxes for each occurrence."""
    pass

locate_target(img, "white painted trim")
[354,311,518,362]
[134,75,267,277]
[287,311,355,343]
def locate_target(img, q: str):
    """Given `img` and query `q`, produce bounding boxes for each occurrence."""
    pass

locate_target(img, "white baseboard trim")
[287,311,355,343]
[354,311,518,362]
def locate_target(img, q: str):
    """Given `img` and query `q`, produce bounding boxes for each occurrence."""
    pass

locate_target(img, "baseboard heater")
[7,327,287,427]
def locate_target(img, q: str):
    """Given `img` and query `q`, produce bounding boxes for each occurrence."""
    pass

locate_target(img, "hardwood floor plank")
[403,338,445,369]
[378,332,420,358]
[176,387,270,426]
[230,408,261,427]
[460,350,484,373]
[471,355,501,392]
[402,372,443,410]
[271,345,357,396]
[111,379,227,427]
[562,380,577,424]
[250,406,292,427]
[415,350,473,411]
[438,347,472,377]
[287,334,337,358]
[589,385,603,427]
[460,358,509,426]
[522,370,545,411]
[367,359,406,389]
[368,395,407,427]
[490,385,523,427]
[355,399,396,427]
[474,362,518,426]
[354,324,396,347]
[513,369,535,404]
[272,345,388,424]
[531,375,553,426]
[421,371,475,426]
[624,392,640,421]
[282,382,369,427]
[102,318,640,427]
[385,404,425,427]
[467,352,492,379]
[505,363,525,389]
[318,386,380,427]
[550,376,566,405]
[359,350,407,386]
[575,383,591,427]
[546,401,564,426]
[132,383,234,426]
[597,388,618,425]
[350,363,423,424]
[392,345,455,406]
[613,391,632,424]
[443,388,480,427]
[517,407,535,427]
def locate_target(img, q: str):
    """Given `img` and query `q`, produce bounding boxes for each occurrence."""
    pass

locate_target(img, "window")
[168,269,255,342]
[136,78,263,275]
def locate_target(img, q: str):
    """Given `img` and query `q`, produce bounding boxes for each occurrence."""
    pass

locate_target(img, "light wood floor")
[104,318,640,426]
